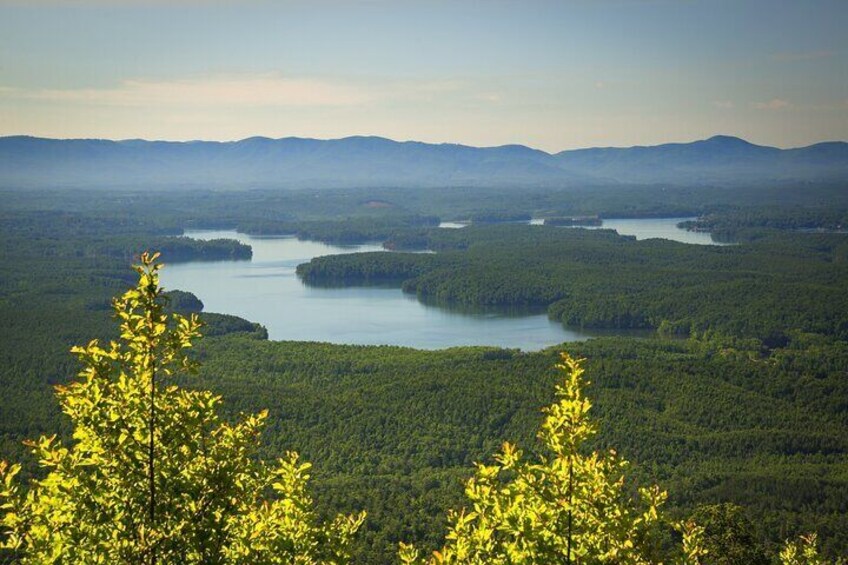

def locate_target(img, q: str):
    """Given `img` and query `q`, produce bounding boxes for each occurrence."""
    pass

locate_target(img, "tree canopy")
[0,252,363,564]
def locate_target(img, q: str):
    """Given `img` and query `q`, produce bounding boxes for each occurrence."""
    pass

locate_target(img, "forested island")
[298,224,848,339]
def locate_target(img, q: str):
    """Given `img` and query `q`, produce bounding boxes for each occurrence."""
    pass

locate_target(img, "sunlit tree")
[0,252,363,564]
[780,534,829,565]
[396,352,846,564]
[398,352,706,564]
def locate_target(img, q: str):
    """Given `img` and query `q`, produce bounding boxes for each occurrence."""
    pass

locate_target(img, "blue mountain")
[0,134,845,189]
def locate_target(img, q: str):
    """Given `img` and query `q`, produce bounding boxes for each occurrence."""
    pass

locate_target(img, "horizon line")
[1,133,846,154]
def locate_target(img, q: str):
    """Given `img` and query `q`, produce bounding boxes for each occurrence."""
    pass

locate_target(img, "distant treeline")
[6,181,848,246]
[680,206,848,241]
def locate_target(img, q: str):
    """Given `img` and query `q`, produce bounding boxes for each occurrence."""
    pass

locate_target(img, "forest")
[1,185,847,562]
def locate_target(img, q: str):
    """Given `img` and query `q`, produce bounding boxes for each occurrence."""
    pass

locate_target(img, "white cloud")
[0,72,488,112]
[753,98,790,111]
[713,100,734,109]
[477,92,502,103]
[6,73,374,108]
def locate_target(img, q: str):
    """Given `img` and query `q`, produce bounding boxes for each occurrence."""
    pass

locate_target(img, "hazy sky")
[1,0,846,150]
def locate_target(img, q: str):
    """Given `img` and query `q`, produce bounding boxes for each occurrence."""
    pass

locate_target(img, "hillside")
[1,134,846,189]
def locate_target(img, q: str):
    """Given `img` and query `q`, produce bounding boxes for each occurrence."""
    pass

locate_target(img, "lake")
[161,230,589,350]
[160,218,713,350]
[440,216,723,246]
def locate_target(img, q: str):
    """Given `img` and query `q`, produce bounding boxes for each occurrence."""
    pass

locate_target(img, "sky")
[0,0,846,151]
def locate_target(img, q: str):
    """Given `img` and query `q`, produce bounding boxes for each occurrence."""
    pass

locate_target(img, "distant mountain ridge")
[1,134,846,189]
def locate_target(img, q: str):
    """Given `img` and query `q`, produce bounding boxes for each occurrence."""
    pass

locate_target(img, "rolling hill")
[0,134,845,189]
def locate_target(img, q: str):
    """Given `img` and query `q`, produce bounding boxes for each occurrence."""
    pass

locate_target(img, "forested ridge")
[1,187,848,562]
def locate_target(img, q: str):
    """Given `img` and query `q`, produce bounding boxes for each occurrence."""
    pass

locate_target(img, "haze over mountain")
[1,134,846,190]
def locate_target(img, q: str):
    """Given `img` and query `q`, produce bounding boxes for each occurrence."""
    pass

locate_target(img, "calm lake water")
[161,230,588,350]
[440,217,722,246]
[160,219,713,350]
[591,217,723,245]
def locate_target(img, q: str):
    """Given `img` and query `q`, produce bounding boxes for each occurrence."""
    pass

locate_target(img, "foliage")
[780,534,829,565]
[689,504,769,565]
[397,353,689,564]
[0,253,363,563]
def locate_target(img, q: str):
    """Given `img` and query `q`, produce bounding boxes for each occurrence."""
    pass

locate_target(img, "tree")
[780,534,828,565]
[0,252,363,564]
[398,353,706,565]
[690,503,769,565]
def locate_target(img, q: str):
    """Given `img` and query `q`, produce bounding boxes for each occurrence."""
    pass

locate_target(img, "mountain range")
[1,134,846,189]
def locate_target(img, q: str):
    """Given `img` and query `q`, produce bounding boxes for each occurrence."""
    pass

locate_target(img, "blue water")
[441,216,723,245]
[588,217,724,245]
[160,230,590,350]
[161,218,712,349]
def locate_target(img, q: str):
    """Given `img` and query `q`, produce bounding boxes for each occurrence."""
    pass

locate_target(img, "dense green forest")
[187,336,848,561]
[5,180,848,237]
[1,186,848,562]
